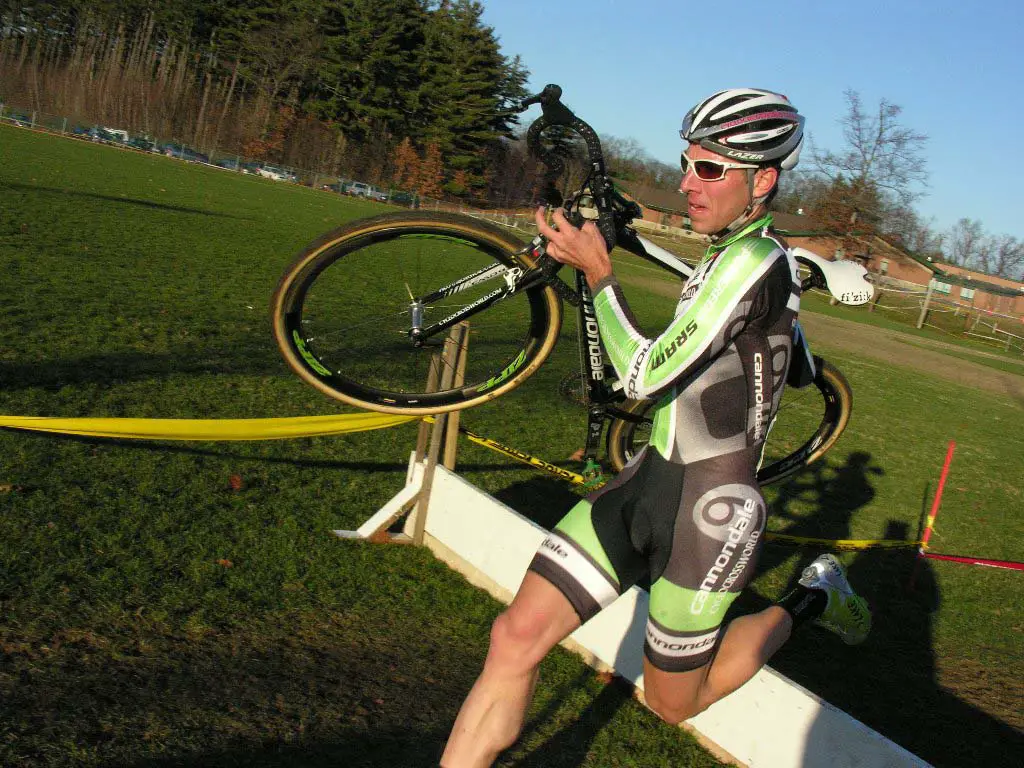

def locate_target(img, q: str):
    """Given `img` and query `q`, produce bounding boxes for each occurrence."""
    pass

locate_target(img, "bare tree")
[991,235,1024,280]
[811,89,928,230]
[944,219,1024,279]
[883,205,943,258]
[945,218,986,267]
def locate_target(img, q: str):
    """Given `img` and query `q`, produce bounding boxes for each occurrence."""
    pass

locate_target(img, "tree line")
[4,5,1015,277]
[0,0,534,200]
[0,1,690,204]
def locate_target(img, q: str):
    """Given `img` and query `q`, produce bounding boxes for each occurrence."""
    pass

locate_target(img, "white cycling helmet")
[681,88,804,170]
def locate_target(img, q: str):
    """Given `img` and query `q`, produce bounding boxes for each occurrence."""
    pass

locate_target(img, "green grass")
[1,125,1022,767]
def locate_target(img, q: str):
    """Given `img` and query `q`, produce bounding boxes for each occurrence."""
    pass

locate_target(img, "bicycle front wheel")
[605,357,852,484]
[272,211,563,414]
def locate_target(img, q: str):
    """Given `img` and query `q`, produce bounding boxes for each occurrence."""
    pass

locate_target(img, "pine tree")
[309,0,427,144]
[416,0,528,193]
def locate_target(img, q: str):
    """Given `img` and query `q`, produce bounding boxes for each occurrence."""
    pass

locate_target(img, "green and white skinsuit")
[529,214,802,672]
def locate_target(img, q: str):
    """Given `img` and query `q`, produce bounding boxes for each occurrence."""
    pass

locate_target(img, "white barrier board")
[405,458,931,768]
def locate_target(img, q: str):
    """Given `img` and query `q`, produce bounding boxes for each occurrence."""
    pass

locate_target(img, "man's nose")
[680,171,700,194]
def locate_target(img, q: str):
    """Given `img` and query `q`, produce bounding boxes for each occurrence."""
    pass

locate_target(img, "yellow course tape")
[0,413,417,441]
[0,414,927,552]
[764,533,920,550]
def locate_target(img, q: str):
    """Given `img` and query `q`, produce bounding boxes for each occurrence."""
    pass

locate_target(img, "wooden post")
[336,323,469,545]
[411,323,467,545]
[413,355,441,463]
[916,279,935,329]
[444,323,469,470]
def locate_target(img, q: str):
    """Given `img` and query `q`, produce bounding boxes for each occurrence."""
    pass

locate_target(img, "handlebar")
[515,84,623,250]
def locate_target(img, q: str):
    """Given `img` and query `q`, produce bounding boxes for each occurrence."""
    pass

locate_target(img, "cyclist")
[441,88,871,767]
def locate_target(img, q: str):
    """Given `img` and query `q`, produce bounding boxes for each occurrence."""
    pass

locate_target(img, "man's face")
[680,143,772,234]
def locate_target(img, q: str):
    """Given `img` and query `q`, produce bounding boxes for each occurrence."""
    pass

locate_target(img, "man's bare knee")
[644,689,706,726]
[486,609,552,672]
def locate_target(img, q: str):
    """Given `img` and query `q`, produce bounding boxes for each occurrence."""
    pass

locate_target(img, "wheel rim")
[278,224,554,409]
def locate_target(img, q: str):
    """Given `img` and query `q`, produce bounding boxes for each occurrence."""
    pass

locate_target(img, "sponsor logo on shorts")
[535,533,619,608]
[689,486,764,615]
[645,622,719,658]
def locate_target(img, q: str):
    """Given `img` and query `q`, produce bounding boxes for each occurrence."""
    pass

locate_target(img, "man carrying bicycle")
[442,88,871,767]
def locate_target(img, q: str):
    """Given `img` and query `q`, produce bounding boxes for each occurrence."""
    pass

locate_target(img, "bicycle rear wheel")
[272,211,563,414]
[605,357,852,484]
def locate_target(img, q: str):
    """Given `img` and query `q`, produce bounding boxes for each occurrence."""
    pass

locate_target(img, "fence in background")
[0,101,422,205]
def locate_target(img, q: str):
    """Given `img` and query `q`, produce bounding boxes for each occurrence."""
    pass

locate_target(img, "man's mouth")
[689,201,708,216]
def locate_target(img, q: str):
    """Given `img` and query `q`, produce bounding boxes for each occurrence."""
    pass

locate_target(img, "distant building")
[613,181,691,231]
[771,211,1024,319]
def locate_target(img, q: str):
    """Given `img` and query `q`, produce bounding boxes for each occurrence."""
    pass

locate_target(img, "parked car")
[390,190,419,208]
[255,164,297,182]
[128,135,156,152]
[89,126,120,143]
[213,157,242,171]
[321,178,348,193]
[346,181,372,197]
[160,142,209,164]
[104,127,130,143]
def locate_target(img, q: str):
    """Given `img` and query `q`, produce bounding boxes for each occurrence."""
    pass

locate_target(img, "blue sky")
[480,0,1023,242]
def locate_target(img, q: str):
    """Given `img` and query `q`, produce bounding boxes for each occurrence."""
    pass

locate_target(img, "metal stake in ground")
[909,440,955,589]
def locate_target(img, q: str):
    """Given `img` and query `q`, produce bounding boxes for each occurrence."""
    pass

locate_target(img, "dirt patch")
[798,313,1024,404]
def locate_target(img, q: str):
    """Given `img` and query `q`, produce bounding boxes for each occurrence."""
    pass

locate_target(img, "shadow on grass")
[0,612,467,768]
[492,453,1022,767]
[0,347,282,391]
[1,181,246,219]
[780,525,1022,767]
[512,676,637,768]
[1,426,572,478]
[120,729,450,767]
[732,451,1022,767]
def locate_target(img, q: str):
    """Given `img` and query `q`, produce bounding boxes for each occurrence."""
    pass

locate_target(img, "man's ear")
[753,166,778,198]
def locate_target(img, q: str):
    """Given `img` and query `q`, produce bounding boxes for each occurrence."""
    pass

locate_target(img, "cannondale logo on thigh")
[690,484,763,615]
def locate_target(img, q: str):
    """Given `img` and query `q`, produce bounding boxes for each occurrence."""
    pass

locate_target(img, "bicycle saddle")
[791,247,874,306]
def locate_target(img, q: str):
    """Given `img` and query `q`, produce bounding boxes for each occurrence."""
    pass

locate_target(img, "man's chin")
[687,208,715,235]
[688,218,716,235]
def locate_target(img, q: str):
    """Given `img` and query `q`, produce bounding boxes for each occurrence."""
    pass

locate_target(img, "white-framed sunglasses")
[680,151,759,182]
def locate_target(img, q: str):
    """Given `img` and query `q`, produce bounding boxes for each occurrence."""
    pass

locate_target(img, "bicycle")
[271,85,872,485]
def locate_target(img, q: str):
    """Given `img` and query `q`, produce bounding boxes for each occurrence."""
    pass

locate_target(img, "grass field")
[1,124,1022,767]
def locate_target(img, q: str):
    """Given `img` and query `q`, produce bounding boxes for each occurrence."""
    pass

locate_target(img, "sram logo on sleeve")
[649,320,698,371]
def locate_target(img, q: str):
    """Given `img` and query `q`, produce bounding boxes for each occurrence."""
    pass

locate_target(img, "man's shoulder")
[716,230,787,267]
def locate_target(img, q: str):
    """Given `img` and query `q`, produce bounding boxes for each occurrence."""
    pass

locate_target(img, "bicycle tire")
[605,356,852,485]
[272,211,563,414]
